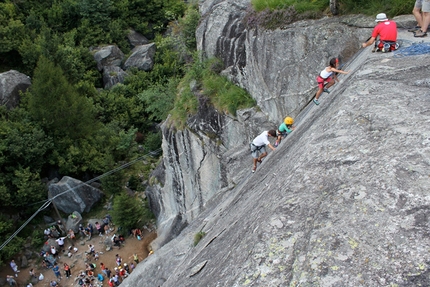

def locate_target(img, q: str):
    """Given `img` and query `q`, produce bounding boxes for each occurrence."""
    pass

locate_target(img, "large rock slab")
[48,176,104,214]
[0,70,31,109]
[122,25,430,287]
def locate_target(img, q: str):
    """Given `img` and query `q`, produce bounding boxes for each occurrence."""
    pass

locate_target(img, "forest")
[0,0,415,264]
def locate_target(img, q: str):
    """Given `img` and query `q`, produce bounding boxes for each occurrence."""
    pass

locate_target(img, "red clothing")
[371,20,397,42]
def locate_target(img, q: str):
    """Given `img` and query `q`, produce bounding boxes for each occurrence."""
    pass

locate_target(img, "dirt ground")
[1,229,157,287]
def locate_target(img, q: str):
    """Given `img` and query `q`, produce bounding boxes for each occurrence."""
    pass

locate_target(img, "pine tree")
[27,56,97,140]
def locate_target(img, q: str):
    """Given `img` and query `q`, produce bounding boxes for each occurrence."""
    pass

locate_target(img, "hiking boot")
[313,99,320,105]
[408,26,420,32]
[323,88,330,93]
[414,30,427,37]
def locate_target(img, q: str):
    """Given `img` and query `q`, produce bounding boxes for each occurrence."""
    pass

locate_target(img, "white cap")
[375,13,388,22]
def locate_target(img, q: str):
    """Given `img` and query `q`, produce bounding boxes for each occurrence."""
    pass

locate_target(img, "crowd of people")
[6,214,149,287]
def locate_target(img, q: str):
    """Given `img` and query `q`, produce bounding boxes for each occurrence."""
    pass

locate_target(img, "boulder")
[0,70,31,109]
[65,211,83,233]
[92,45,125,72]
[102,66,128,89]
[127,29,149,49]
[48,176,104,214]
[20,255,28,268]
[123,43,156,71]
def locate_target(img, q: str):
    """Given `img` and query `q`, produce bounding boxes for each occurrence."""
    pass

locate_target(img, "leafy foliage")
[27,56,97,140]
[111,192,153,231]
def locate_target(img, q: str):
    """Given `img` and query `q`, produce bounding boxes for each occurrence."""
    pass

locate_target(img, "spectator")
[6,275,17,286]
[115,254,122,266]
[414,0,430,37]
[64,263,71,278]
[52,263,62,281]
[10,260,20,277]
[56,236,66,252]
[29,268,37,279]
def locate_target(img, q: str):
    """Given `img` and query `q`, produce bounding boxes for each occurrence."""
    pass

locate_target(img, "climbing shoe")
[313,99,320,105]
[274,142,278,148]
[252,166,257,173]
[408,26,420,32]
[414,30,427,37]
[323,88,330,93]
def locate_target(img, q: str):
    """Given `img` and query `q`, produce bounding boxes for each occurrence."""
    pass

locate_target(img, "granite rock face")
[125,13,430,287]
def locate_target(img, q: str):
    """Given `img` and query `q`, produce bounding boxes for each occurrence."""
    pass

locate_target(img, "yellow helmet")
[284,117,294,125]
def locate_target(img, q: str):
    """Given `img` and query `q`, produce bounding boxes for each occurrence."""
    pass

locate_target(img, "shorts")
[316,75,333,89]
[417,0,430,12]
[251,144,266,158]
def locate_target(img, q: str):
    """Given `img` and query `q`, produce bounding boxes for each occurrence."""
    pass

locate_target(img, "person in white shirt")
[313,58,349,105]
[250,130,277,172]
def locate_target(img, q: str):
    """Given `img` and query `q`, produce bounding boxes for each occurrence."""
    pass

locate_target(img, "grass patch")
[170,57,255,128]
[194,231,206,246]
[248,0,415,30]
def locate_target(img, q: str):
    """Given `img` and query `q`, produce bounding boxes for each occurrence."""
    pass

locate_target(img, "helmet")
[123,263,127,266]
[284,117,294,125]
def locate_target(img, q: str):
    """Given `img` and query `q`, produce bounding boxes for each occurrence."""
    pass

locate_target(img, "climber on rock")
[275,117,295,147]
[250,130,277,173]
[313,57,350,105]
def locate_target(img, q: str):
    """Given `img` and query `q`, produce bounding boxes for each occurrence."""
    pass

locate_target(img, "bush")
[194,231,206,246]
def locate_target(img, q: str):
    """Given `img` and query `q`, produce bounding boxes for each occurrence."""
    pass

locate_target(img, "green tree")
[27,56,97,140]
[111,192,153,231]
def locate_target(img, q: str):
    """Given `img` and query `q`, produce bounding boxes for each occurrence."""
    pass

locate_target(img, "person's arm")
[331,67,349,75]
[267,143,276,151]
[362,36,376,48]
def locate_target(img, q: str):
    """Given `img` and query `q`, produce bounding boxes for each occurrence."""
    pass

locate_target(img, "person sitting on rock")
[250,130,277,173]
[275,117,295,147]
[362,13,399,52]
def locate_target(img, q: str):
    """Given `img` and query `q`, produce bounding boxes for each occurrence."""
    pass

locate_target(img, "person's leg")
[257,151,268,162]
[416,0,430,36]
[325,78,336,89]
[413,5,423,28]
[315,87,323,100]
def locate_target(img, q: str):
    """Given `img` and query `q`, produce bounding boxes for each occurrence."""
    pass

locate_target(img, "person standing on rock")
[275,117,295,147]
[362,13,399,51]
[63,263,71,278]
[250,130,277,172]
[313,58,349,105]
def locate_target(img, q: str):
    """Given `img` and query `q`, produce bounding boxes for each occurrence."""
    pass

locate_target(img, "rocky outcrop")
[148,96,275,248]
[0,70,31,109]
[103,66,128,89]
[123,43,156,71]
[127,29,149,49]
[197,0,375,122]
[123,26,430,286]
[48,176,104,214]
[93,45,125,72]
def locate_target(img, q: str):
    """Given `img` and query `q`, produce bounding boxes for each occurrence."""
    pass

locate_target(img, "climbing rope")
[394,42,430,57]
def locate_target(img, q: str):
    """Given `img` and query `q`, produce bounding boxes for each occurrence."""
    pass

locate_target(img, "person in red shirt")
[362,13,399,52]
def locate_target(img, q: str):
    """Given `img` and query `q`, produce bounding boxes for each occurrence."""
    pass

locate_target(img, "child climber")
[275,117,295,147]
[313,58,349,105]
[250,130,277,172]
